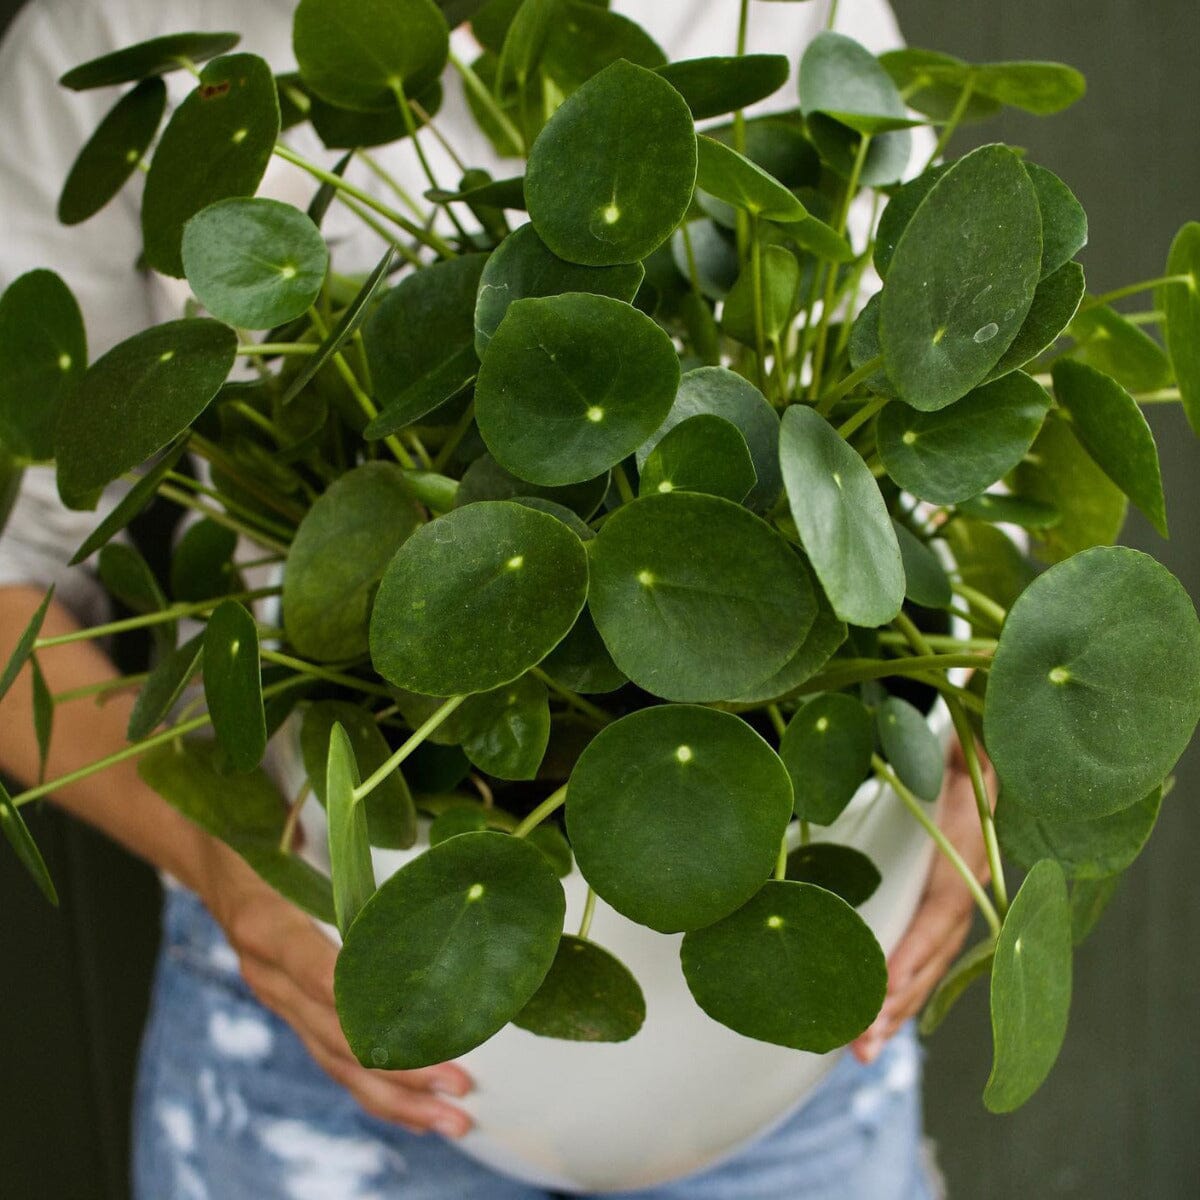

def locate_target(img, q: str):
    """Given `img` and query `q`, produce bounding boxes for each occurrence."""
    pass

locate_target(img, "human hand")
[850,735,994,1064]
[196,838,475,1136]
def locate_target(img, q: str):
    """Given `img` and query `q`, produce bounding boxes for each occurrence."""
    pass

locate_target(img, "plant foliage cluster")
[2,0,1199,1113]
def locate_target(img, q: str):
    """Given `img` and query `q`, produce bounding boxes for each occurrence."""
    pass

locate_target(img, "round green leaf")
[779,404,905,628]
[779,693,874,825]
[1160,222,1200,434]
[997,787,1161,881]
[566,705,793,932]
[203,600,266,773]
[540,2,666,96]
[877,371,1051,506]
[732,560,847,704]
[170,519,238,603]
[142,54,280,278]
[985,546,1200,820]
[369,501,588,697]
[893,521,952,610]
[475,292,680,486]
[877,697,944,803]
[474,223,644,358]
[364,254,489,437]
[984,261,1086,383]
[588,492,814,702]
[455,452,609,520]
[429,806,490,846]
[968,60,1086,116]
[301,700,417,850]
[873,165,947,280]
[1011,415,1127,565]
[293,0,449,111]
[1052,359,1167,536]
[785,842,881,908]
[284,463,423,662]
[639,414,756,503]
[680,880,887,1052]
[798,32,919,135]
[334,831,565,1068]
[58,78,166,225]
[880,144,1042,411]
[539,609,627,695]
[525,59,697,266]
[655,54,790,120]
[55,319,235,506]
[1070,303,1172,394]
[847,294,897,399]
[59,32,240,90]
[513,936,646,1042]
[984,859,1072,1112]
[638,367,782,513]
[309,80,444,149]
[182,199,328,330]
[456,673,551,781]
[0,270,86,463]
[695,136,807,223]
[325,723,375,935]
[1025,162,1087,278]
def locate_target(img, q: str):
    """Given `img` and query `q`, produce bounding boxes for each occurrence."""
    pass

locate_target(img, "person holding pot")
[0,1,991,1196]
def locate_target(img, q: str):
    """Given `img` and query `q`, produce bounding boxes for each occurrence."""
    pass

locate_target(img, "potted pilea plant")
[3,0,1200,1188]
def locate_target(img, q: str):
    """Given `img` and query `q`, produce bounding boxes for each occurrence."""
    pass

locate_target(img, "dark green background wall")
[1,2,1196,1197]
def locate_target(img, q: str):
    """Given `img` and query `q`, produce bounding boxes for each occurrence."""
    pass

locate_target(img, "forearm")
[0,584,218,895]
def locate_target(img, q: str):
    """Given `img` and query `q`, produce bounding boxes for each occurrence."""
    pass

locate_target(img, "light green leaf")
[0,779,58,905]
[984,261,1086,383]
[877,696,944,803]
[779,693,874,825]
[695,136,807,222]
[798,32,919,134]
[325,723,376,935]
[919,938,995,1035]
[1069,304,1172,394]
[893,520,952,609]
[1160,222,1200,433]
[203,600,266,773]
[127,632,204,741]
[639,414,756,503]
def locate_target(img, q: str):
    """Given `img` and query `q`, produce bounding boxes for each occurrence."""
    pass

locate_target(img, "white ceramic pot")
[284,702,951,1194]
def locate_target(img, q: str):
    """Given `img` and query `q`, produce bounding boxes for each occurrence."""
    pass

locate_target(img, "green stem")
[279,780,311,852]
[336,194,426,268]
[578,886,597,939]
[833,389,888,438]
[431,399,477,472]
[749,215,770,395]
[164,473,295,543]
[873,754,1001,937]
[188,433,306,522]
[530,668,612,727]
[512,783,569,839]
[774,833,788,881]
[358,150,425,220]
[819,354,883,417]
[235,343,317,358]
[53,672,149,704]
[951,582,1008,628]
[797,653,993,695]
[35,588,280,650]
[826,0,840,30]
[273,142,456,258]
[449,51,524,156]
[1134,387,1182,404]
[926,77,975,167]
[878,631,997,652]
[1079,274,1192,312]
[612,463,636,505]
[766,703,787,738]
[157,484,292,555]
[11,676,307,809]
[258,649,393,699]
[353,696,468,801]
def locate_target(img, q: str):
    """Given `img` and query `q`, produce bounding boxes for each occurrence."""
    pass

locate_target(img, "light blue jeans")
[132,887,937,1200]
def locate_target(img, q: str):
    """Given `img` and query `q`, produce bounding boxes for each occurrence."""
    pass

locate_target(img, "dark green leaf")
[429,806,491,845]
[58,78,166,225]
[539,609,627,695]
[0,270,86,463]
[0,779,58,905]
[695,136,807,222]
[370,500,588,696]
[203,600,266,773]
[364,254,488,436]
[455,452,609,520]
[59,32,240,90]
[940,518,1035,613]
[1070,875,1121,945]
[984,261,1086,383]
[139,740,335,923]
[474,223,643,358]
[170,519,238,603]
[127,632,204,741]
[334,831,565,1067]
[985,859,1072,1112]
[97,542,174,656]
[1160,222,1200,433]
[681,880,886,1052]
[877,697,944,803]
[880,145,1042,411]
[1025,162,1087,278]
[997,787,1162,880]
[1052,359,1167,536]
[475,292,679,485]
[30,656,53,784]
[722,245,801,346]
[457,673,550,780]
[878,49,1002,125]
[785,842,881,908]
[525,59,697,266]
[985,546,1200,820]
[893,520,952,609]
[956,493,1060,530]
[1069,304,1172,393]
[656,55,789,120]
[779,694,874,825]
[566,705,793,932]
[639,414,756,503]
[779,404,904,627]
[541,2,666,96]
[873,165,948,280]
[182,199,328,329]
[588,492,814,702]
[877,371,1050,505]
[513,935,645,1041]
[638,367,782,513]
[309,80,443,149]
[807,116,911,188]
[293,0,449,111]
[325,722,376,934]
[284,463,422,662]
[142,54,280,278]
